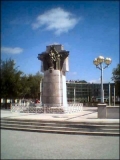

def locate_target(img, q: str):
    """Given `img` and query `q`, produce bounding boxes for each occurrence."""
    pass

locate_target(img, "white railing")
[10,103,83,114]
[65,103,83,113]
[11,103,43,113]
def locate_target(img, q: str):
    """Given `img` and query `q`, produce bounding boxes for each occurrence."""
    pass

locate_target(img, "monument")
[38,44,69,108]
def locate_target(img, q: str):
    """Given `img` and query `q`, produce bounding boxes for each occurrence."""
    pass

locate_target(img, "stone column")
[38,44,69,108]
[42,69,62,107]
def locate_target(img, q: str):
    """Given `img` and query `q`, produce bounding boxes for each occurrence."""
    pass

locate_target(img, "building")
[66,80,115,103]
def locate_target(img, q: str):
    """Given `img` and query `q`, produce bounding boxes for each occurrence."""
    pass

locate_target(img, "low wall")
[98,104,119,119]
[107,106,119,119]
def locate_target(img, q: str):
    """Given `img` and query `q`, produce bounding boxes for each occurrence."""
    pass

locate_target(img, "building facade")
[66,80,115,103]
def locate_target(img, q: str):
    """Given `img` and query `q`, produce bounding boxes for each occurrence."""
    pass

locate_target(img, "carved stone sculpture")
[38,45,69,71]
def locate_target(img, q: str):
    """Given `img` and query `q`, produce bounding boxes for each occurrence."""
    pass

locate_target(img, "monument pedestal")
[42,69,65,107]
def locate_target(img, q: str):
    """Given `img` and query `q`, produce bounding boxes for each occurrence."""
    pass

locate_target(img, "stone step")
[1,120,119,129]
[1,118,119,125]
[1,118,119,136]
[1,125,119,136]
[1,123,119,133]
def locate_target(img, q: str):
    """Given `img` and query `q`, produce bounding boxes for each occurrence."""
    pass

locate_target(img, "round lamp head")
[104,57,112,65]
[93,58,99,66]
[97,56,104,63]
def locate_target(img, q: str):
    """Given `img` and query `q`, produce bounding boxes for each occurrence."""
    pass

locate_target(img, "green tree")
[111,64,120,97]
[28,72,43,99]
[1,58,23,100]
[19,74,31,98]
[1,58,43,101]
[19,72,43,99]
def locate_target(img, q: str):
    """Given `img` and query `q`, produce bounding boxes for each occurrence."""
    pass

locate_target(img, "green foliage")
[111,64,120,82]
[1,58,43,99]
[1,58,23,99]
[23,72,43,99]
[111,64,120,97]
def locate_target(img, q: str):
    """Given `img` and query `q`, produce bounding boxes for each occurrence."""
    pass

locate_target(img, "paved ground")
[1,107,119,123]
[1,107,119,159]
[1,129,119,159]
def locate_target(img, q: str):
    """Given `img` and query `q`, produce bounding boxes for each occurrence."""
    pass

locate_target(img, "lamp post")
[93,56,112,103]
[74,86,76,104]
[114,85,115,106]
[40,78,42,105]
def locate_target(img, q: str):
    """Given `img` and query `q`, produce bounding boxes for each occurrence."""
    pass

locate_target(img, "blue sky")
[1,1,119,83]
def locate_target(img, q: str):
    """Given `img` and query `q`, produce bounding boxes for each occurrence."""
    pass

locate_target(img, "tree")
[27,72,43,99]
[1,58,23,100]
[19,74,31,98]
[111,64,120,97]
[1,58,43,101]
[19,72,43,99]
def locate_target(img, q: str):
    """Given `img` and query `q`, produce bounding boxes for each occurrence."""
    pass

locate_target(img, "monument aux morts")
[38,44,69,108]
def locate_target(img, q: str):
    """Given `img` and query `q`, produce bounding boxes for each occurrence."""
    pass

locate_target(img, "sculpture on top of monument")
[38,44,69,71]
[47,46,61,69]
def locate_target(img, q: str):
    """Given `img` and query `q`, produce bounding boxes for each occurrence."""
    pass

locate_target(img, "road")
[1,129,119,159]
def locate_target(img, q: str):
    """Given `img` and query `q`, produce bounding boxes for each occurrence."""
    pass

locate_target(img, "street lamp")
[40,78,43,105]
[93,56,112,103]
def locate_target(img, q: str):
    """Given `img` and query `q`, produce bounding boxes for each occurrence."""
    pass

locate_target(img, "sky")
[1,1,119,83]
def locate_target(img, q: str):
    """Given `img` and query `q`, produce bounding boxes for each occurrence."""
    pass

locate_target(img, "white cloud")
[1,47,23,54]
[32,7,80,35]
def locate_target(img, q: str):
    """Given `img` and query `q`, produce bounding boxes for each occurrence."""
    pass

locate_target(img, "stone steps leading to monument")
[1,123,119,133]
[1,118,119,136]
[1,118,119,125]
[1,125,119,136]
[1,119,119,129]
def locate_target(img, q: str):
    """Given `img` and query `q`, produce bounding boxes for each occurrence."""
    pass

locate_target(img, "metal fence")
[10,103,83,114]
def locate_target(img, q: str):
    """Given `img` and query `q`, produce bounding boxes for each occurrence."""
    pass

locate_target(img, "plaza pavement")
[1,107,119,124]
